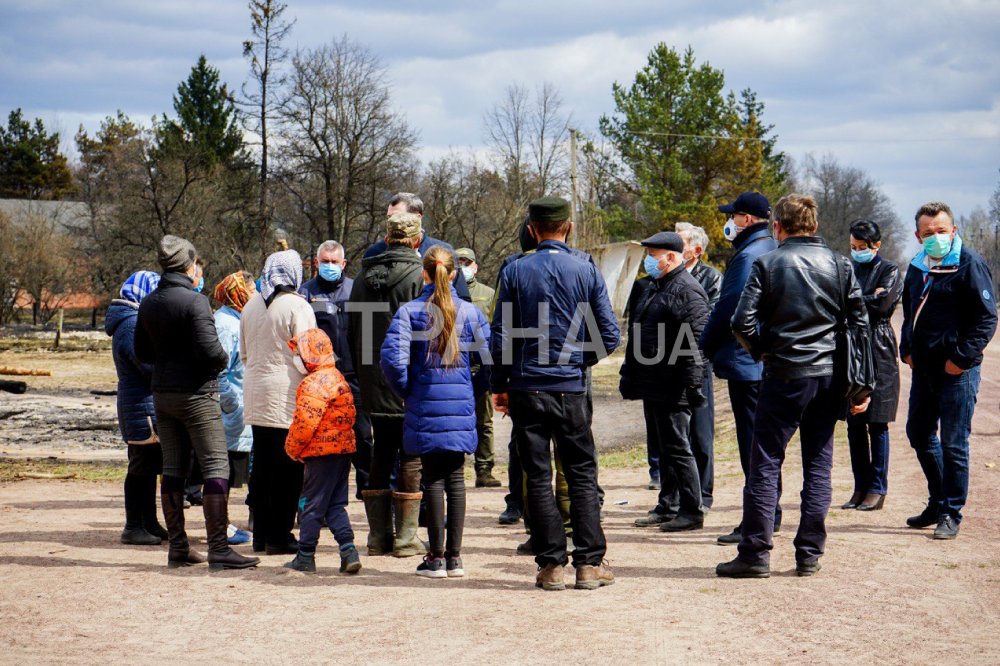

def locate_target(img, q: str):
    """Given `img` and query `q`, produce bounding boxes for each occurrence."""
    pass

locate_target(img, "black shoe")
[446,555,464,578]
[717,526,742,545]
[841,491,864,510]
[933,515,960,540]
[716,558,770,578]
[516,538,533,556]
[659,514,704,532]
[796,560,822,577]
[120,526,162,546]
[142,519,169,541]
[857,494,885,512]
[773,522,782,536]
[907,505,939,529]
[283,552,316,572]
[648,476,661,490]
[340,546,362,574]
[498,505,523,525]
[634,511,673,527]
[265,543,298,555]
[416,555,447,578]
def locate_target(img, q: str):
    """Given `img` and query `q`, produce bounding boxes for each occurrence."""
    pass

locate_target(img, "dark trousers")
[369,416,421,493]
[348,380,373,499]
[642,401,703,519]
[905,366,981,522]
[728,379,781,528]
[847,418,890,495]
[474,391,495,474]
[249,425,304,548]
[422,451,467,556]
[297,453,354,554]
[690,367,715,507]
[154,392,230,480]
[738,376,839,566]
[504,431,524,512]
[509,390,605,568]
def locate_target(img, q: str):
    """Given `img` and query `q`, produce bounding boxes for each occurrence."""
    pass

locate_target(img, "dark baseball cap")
[718,192,771,219]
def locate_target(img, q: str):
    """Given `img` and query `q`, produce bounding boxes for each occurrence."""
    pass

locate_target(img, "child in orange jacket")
[283,328,359,574]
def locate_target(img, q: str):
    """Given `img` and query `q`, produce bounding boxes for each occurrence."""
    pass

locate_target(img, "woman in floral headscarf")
[105,270,168,545]
[240,250,316,554]
[213,271,256,544]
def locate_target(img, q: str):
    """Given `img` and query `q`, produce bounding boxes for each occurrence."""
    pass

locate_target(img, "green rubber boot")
[392,491,427,558]
[362,489,393,556]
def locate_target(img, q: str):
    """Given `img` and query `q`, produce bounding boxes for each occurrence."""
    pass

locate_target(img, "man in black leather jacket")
[716,195,870,579]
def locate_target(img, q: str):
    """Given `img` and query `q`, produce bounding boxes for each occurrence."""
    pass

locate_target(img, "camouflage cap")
[385,212,423,242]
[455,247,476,263]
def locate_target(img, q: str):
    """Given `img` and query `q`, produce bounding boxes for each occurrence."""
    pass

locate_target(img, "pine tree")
[162,55,244,165]
[0,109,74,199]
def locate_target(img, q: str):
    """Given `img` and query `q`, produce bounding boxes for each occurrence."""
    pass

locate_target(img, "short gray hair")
[389,192,424,215]
[316,240,344,261]
[675,222,710,253]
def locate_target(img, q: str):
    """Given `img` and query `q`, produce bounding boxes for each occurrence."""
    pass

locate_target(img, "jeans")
[905,366,981,522]
[249,425,304,548]
[847,418,890,495]
[738,376,839,567]
[728,379,782,528]
[154,391,229,480]
[298,453,354,554]
[690,367,715,507]
[642,401,702,519]
[368,417,421,494]
[422,451,467,556]
[509,390,605,568]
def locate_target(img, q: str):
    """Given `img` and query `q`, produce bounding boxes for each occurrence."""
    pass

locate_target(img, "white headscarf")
[259,250,303,301]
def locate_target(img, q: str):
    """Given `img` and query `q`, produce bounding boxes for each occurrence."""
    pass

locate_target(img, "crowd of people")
[105,188,997,589]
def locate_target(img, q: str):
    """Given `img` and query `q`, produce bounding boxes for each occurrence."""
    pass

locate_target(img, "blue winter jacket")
[105,300,156,443]
[380,284,491,455]
[490,239,620,393]
[699,223,777,382]
[214,306,253,453]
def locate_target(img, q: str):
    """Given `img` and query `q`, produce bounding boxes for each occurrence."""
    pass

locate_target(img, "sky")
[2,0,999,231]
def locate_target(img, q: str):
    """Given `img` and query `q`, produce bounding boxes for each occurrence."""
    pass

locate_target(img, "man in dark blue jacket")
[299,239,373,500]
[900,201,997,540]
[492,197,620,591]
[699,192,780,545]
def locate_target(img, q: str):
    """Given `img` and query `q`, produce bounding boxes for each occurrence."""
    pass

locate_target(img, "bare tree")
[241,0,294,259]
[274,36,418,258]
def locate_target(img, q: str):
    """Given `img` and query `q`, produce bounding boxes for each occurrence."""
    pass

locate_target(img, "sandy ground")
[0,354,998,665]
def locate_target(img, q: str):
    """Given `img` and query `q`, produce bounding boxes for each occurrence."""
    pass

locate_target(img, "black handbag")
[831,252,878,404]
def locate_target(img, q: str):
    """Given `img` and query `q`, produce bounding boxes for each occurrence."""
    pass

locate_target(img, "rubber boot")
[161,486,206,568]
[122,474,161,545]
[203,494,260,571]
[392,491,427,558]
[362,489,393,556]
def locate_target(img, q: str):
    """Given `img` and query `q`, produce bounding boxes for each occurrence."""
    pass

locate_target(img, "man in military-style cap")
[491,196,620,591]
[619,231,712,534]
[456,247,500,488]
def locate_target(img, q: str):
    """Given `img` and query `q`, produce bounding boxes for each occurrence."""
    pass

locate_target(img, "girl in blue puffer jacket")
[381,246,490,578]
[105,270,168,546]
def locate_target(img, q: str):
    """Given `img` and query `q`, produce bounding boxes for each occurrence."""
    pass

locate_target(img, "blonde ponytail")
[423,246,459,367]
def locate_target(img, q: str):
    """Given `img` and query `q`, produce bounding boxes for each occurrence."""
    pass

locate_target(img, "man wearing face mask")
[620,232,711,533]
[300,240,374,500]
[455,248,500,488]
[698,192,780,545]
[900,202,996,540]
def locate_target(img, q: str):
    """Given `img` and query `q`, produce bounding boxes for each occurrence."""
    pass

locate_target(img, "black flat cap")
[718,191,771,219]
[528,196,571,223]
[640,231,684,252]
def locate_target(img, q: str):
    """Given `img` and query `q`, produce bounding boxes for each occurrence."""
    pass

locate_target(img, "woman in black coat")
[842,220,904,511]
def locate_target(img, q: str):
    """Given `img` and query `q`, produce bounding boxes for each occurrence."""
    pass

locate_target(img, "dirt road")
[1,348,999,665]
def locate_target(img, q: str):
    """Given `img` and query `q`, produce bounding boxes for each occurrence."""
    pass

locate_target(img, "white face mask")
[292,356,307,375]
[723,217,741,241]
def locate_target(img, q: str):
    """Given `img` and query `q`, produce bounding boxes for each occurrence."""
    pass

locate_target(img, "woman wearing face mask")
[842,220,904,511]
[240,250,317,554]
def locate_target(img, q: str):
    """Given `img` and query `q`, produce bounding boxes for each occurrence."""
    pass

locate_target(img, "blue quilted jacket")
[105,300,156,443]
[380,284,491,455]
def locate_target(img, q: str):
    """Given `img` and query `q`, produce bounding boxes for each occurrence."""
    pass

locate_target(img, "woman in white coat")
[241,250,316,554]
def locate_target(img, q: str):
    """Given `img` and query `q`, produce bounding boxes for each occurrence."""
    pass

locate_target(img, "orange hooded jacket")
[284,328,357,460]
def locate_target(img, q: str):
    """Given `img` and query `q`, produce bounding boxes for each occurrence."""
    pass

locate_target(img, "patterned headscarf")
[259,250,303,301]
[213,272,254,312]
[287,328,335,372]
[119,271,161,304]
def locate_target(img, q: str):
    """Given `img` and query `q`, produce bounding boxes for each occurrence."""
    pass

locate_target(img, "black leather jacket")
[732,235,869,380]
[690,261,722,310]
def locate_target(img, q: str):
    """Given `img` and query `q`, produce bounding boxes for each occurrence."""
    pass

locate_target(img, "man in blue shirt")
[491,196,620,591]
[900,201,997,540]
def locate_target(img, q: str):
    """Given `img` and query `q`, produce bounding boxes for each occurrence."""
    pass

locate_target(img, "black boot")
[203,494,260,571]
[140,475,168,540]
[907,504,939,529]
[716,557,770,578]
[161,483,206,568]
[122,474,161,545]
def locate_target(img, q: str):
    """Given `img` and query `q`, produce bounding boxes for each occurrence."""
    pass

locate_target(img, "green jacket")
[348,245,423,418]
[467,278,495,322]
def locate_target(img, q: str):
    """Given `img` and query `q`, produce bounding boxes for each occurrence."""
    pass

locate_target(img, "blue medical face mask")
[851,248,875,263]
[461,266,475,282]
[643,254,664,279]
[193,277,204,292]
[318,262,342,282]
[923,233,953,259]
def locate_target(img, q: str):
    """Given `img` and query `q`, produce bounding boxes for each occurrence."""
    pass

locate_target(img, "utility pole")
[568,126,581,247]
